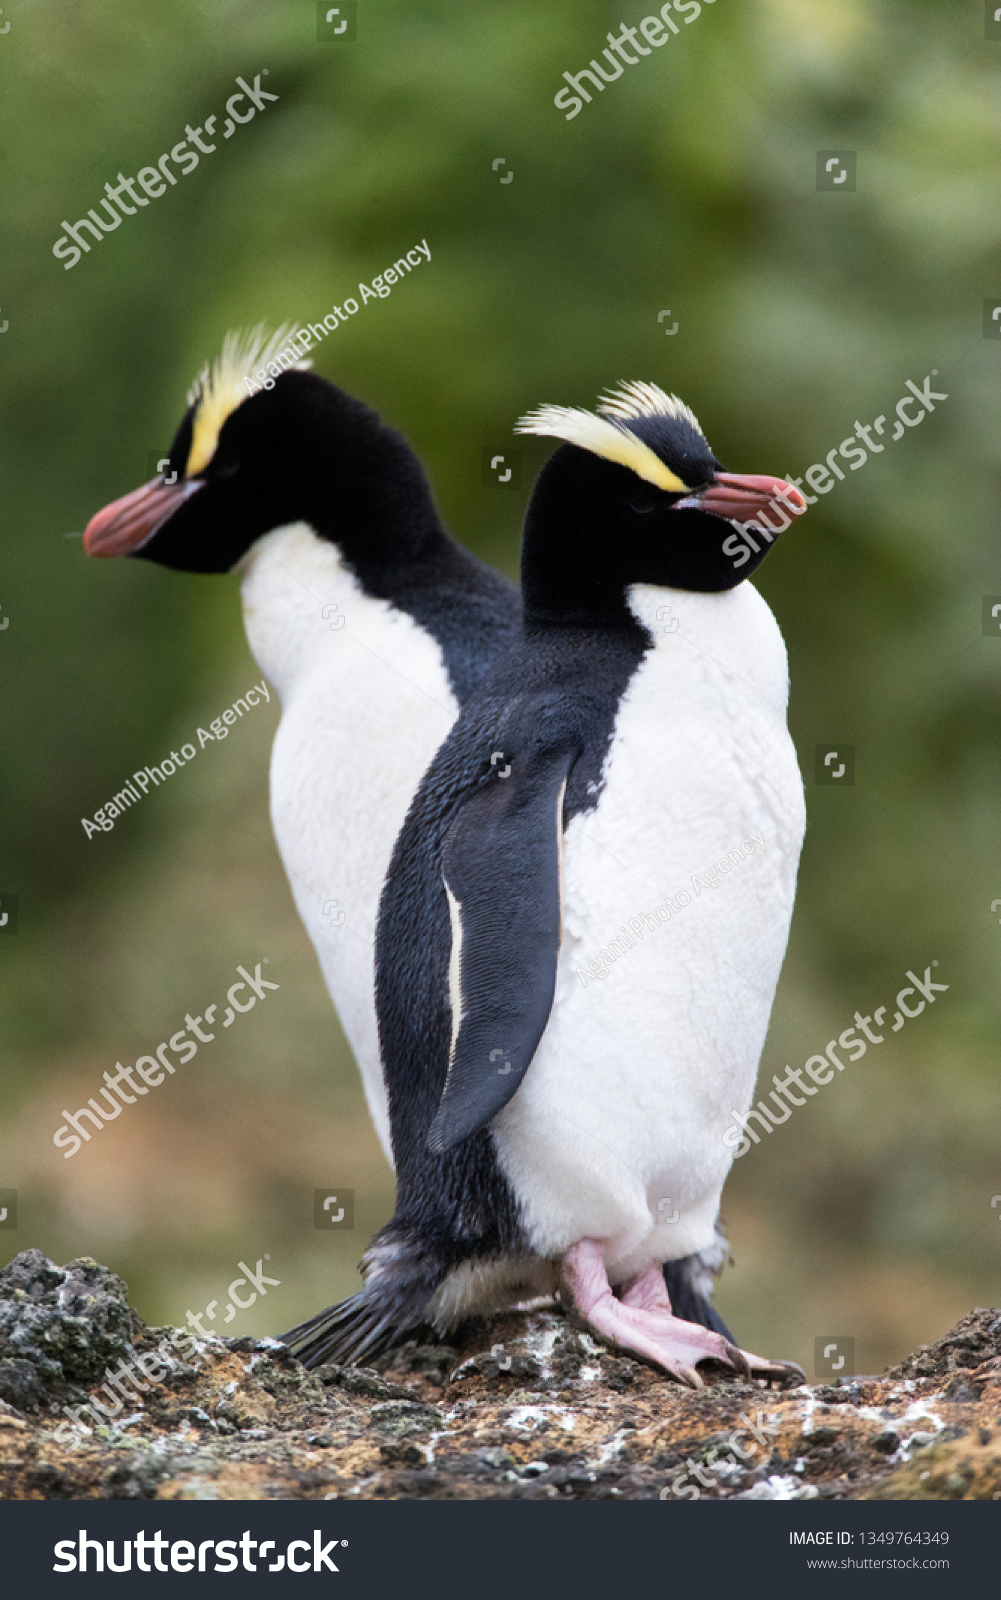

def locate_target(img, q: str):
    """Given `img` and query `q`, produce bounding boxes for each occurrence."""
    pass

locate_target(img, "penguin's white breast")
[491,582,806,1279]
[239,524,459,1161]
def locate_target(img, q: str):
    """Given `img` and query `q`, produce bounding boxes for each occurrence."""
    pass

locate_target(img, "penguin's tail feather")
[662,1225,735,1343]
[279,1292,419,1370]
[279,1231,442,1370]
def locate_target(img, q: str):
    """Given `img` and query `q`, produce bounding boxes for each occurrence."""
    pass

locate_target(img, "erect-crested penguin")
[282,382,809,1386]
[83,326,520,1165]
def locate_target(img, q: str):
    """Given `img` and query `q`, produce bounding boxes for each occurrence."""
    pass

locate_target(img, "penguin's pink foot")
[562,1241,803,1389]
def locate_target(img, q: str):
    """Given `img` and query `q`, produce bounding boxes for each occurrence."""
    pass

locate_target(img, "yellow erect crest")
[184,323,311,477]
[516,381,705,495]
[596,379,702,433]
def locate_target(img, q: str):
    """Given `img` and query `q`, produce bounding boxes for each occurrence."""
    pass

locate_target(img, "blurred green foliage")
[1,0,998,1373]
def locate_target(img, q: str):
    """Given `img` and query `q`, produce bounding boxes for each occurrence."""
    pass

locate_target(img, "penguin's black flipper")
[426,741,578,1156]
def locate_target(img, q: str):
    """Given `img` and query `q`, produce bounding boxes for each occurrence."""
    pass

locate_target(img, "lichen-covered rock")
[883,1308,1001,1384]
[372,1343,459,1387]
[316,1363,422,1402]
[0,1251,141,1387]
[0,1358,46,1410]
[0,1251,998,1501]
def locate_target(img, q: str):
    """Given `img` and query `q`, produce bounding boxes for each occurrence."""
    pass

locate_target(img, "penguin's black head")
[84,326,441,573]
[516,382,807,619]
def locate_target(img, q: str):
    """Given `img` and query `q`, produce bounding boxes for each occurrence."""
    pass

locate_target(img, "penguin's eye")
[628,486,662,515]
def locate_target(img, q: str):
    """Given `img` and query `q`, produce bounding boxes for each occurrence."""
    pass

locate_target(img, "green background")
[1,0,999,1377]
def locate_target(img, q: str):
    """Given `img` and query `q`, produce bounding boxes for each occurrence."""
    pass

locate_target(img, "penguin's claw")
[740,1354,807,1385]
[563,1243,793,1388]
[666,1360,704,1390]
[724,1341,752,1379]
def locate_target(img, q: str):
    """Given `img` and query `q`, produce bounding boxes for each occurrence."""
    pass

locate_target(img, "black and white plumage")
[83,327,520,1165]
[282,382,809,1385]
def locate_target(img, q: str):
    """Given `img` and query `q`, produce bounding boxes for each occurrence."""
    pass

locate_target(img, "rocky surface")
[1,1250,999,1501]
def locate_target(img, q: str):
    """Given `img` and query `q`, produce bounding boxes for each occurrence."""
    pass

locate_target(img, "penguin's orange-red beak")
[83,477,204,557]
[675,473,808,527]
